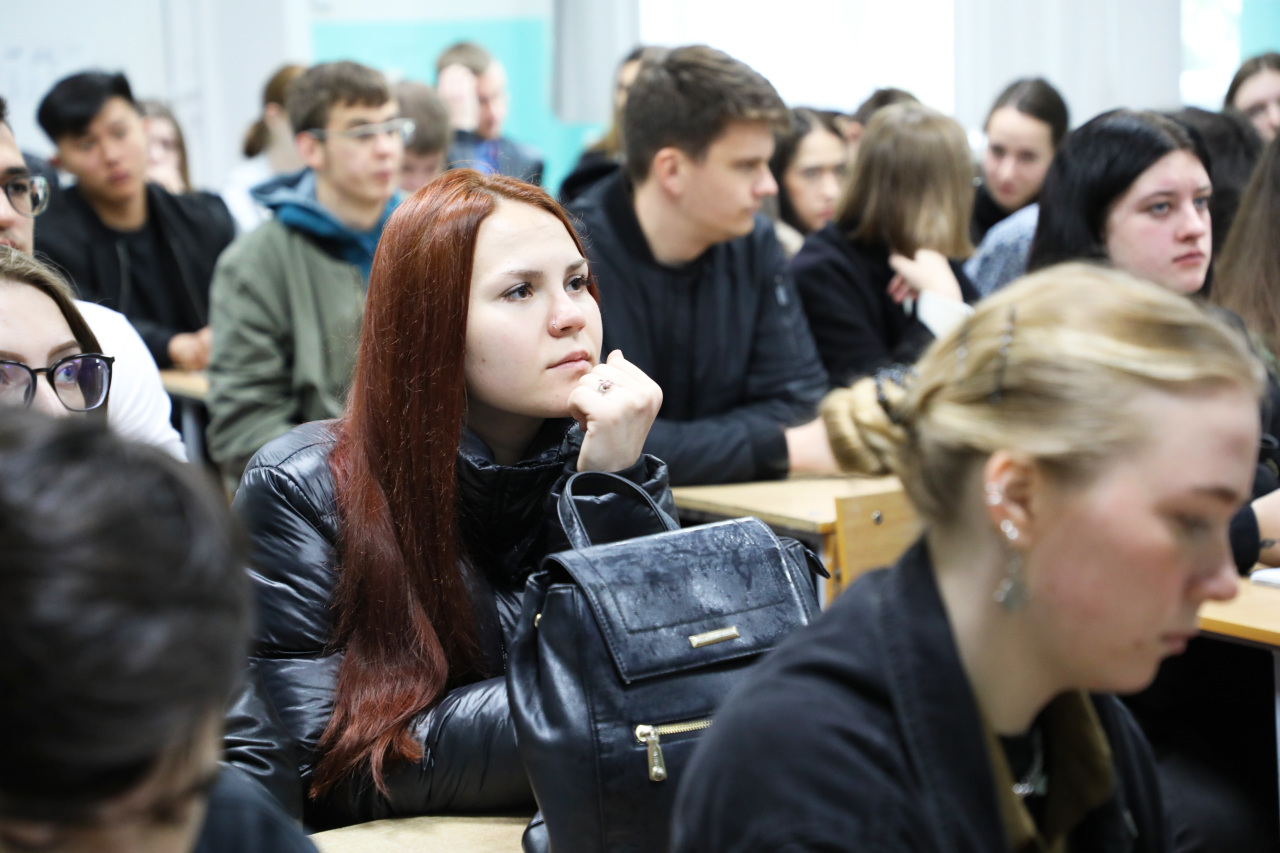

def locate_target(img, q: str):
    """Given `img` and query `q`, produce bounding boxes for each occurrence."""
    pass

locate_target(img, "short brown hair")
[435,42,492,77]
[850,88,917,125]
[623,45,788,183]
[835,103,974,258]
[285,61,390,135]
[394,80,451,156]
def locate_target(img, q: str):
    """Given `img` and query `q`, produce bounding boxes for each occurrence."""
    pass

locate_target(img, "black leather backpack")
[508,471,823,852]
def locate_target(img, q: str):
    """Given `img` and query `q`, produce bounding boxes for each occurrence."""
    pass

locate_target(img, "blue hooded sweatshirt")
[250,169,399,283]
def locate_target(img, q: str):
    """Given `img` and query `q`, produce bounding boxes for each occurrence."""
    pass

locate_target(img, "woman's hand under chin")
[569,350,663,472]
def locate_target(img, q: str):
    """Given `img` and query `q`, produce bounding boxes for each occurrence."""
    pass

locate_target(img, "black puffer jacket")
[222,418,673,830]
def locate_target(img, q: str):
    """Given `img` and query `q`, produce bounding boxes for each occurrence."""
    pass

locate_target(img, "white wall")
[954,0,1183,133]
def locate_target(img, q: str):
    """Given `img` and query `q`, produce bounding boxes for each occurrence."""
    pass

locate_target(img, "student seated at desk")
[791,103,979,389]
[673,264,1259,852]
[567,45,830,486]
[0,410,314,853]
[222,170,672,829]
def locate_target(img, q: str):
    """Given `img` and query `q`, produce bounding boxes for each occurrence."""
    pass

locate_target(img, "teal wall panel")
[1242,0,1280,58]
[312,18,602,195]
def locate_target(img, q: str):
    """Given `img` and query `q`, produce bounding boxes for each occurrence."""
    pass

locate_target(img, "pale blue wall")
[1242,0,1280,56]
[312,17,603,194]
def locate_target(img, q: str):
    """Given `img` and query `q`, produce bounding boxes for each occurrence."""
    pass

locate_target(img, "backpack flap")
[542,517,812,684]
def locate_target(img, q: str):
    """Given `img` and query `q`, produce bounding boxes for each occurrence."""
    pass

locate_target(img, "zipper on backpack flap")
[634,718,713,782]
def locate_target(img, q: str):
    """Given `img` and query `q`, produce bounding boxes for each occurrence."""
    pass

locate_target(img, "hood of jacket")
[251,169,398,282]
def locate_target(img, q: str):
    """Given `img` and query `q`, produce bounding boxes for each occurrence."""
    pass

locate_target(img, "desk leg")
[178,398,206,464]
[1274,650,1280,837]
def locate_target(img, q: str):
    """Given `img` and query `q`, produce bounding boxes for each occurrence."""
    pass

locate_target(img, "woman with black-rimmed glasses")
[0,247,112,417]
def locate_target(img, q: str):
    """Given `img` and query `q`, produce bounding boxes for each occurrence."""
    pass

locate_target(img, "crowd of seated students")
[8,35,1280,853]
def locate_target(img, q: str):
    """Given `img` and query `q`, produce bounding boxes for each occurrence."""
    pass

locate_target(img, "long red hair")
[312,170,598,797]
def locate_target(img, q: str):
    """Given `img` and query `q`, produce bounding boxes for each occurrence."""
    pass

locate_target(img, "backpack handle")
[557,471,679,551]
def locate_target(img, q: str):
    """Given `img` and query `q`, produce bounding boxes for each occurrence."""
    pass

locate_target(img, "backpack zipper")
[634,718,713,782]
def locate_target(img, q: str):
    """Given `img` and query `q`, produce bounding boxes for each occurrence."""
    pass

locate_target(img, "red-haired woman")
[222,170,669,829]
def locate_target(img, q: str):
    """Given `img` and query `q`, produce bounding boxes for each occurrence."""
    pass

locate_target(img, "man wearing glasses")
[33,72,235,372]
[206,61,405,488]
[0,94,186,458]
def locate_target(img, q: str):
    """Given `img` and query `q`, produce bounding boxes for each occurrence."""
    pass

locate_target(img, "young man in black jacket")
[33,71,234,370]
[567,46,832,485]
[0,410,314,853]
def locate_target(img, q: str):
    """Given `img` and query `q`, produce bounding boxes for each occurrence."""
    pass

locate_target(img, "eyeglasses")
[1,173,50,218]
[0,354,114,412]
[309,118,415,145]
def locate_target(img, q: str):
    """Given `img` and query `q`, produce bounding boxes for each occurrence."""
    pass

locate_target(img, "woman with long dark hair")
[223,170,670,828]
[768,107,847,257]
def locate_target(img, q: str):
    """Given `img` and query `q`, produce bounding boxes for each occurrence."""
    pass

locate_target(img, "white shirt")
[77,301,187,460]
[220,155,275,234]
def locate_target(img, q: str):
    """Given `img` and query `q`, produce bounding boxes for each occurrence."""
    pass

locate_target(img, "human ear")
[295,131,325,171]
[981,450,1039,549]
[651,147,684,196]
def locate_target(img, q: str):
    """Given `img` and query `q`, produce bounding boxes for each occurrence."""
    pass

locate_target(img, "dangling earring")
[993,519,1029,611]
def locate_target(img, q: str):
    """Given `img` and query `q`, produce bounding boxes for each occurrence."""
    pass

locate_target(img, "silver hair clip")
[990,306,1016,404]
[873,364,916,426]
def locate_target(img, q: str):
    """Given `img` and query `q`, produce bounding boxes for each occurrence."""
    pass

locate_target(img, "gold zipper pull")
[635,725,668,782]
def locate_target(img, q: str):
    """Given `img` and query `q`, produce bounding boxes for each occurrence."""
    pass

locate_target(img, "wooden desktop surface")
[1199,580,1280,647]
[159,369,209,400]
[671,476,902,535]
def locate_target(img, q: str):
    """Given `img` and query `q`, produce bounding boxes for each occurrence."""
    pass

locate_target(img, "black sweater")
[791,224,977,388]
[568,173,828,485]
[34,183,234,366]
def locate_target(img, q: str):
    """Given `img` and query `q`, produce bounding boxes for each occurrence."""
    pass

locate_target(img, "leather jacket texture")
[221,418,673,830]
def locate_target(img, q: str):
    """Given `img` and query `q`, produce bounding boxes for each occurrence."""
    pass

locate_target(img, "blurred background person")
[436,41,544,186]
[768,106,848,257]
[842,87,918,164]
[0,410,316,853]
[221,64,306,234]
[793,102,977,387]
[971,78,1069,245]
[393,79,450,194]
[1213,136,1280,370]
[34,71,233,371]
[559,46,657,204]
[140,100,190,194]
[1226,51,1280,143]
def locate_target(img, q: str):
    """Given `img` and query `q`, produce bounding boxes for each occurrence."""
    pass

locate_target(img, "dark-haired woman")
[1227,51,1280,143]
[768,108,847,257]
[223,170,670,829]
[1030,108,1280,853]
[971,78,1069,245]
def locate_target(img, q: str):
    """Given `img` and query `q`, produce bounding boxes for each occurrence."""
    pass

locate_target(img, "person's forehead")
[0,124,24,173]
[327,99,395,127]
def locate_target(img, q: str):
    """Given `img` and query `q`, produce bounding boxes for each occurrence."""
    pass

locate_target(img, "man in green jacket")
[207,61,407,486]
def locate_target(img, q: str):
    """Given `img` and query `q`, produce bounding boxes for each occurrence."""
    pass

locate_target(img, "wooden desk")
[159,369,209,400]
[671,476,904,601]
[159,370,209,462]
[1198,579,1280,827]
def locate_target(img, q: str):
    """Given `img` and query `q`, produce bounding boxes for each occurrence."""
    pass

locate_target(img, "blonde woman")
[673,264,1261,852]
[792,103,978,387]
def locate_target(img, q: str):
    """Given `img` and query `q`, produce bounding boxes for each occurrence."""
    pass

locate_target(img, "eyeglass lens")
[342,119,415,142]
[3,175,50,218]
[0,355,112,411]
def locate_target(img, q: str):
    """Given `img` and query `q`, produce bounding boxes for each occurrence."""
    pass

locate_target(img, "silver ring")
[597,379,613,394]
